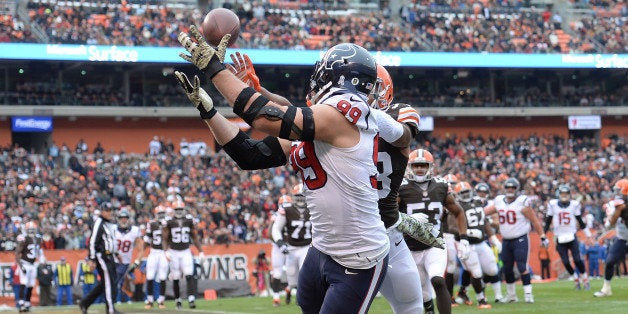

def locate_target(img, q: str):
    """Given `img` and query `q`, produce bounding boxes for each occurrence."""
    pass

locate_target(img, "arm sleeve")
[575,215,587,230]
[543,215,552,234]
[271,211,287,243]
[373,109,404,143]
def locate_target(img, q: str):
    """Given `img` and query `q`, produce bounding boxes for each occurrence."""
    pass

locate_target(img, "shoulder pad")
[433,177,448,184]
[400,178,410,186]
[185,214,195,219]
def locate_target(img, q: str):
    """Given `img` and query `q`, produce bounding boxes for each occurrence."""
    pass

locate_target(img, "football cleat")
[189,300,196,309]
[285,287,292,305]
[79,303,88,314]
[524,293,534,303]
[478,298,492,309]
[144,301,153,309]
[158,301,166,309]
[593,289,612,297]
[505,294,519,303]
[455,290,473,305]
[450,297,459,308]
[176,300,182,310]
[273,298,281,307]
[575,281,582,291]
[583,281,591,291]
[494,296,507,303]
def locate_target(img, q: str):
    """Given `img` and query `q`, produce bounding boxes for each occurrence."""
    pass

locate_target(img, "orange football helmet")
[371,64,394,110]
[613,178,628,196]
[292,183,306,207]
[278,195,293,208]
[171,199,186,218]
[408,149,434,182]
[455,181,473,202]
[154,205,167,220]
[24,221,38,236]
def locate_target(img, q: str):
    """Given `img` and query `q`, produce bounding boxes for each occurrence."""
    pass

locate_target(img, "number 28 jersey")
[398,177,449,251]
[163,215,196,251]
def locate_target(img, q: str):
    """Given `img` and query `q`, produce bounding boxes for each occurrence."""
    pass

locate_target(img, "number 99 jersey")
[398,177,449,251]
[163,215,196,251]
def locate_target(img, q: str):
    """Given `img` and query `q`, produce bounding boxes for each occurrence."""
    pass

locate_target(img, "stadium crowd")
[0,132,624,252]
[0,0,625,53]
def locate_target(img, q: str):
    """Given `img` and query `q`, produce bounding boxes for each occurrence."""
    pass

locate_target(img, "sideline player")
[175,34,414,312]
[143,205,170,308]
[544,185,591,290]
[485,178,548,303]
[15,221,46,312]
[271,184,312,306]
[398,149,469,314]
[114,208,144,304]
[162,199,204,309]
[594,178,628,297]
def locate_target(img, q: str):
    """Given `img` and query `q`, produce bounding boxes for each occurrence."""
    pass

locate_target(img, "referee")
[79,202,122,314]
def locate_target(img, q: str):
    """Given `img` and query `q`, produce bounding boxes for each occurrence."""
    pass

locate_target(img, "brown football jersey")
[163,215,196,251]
[144,220,164,250]
[17,234,41,263]
[282,204,312,247]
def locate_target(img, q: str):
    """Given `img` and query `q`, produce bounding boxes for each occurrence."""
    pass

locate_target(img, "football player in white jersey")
[398,149,470,314]
[175,36,416,312]
[143,205,170,309]
[114,209,144,304]
[544,185,591,290]
[268,194,291,306]
[441,173,462,307]
[484,178,548,303]
[272,184,312,306]
[15,221,46,312]
[594,178,628,297]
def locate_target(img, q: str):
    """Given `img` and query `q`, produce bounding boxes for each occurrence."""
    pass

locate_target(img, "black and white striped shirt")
[89,216,116,260]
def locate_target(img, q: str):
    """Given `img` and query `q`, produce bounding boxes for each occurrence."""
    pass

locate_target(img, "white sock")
[523,284,532,295]
[146,296,154,303]
[602,280,612,292]
[493,281,503,298]
[272,292,280,300]
[476,291,485,300]
[506,283,516,296]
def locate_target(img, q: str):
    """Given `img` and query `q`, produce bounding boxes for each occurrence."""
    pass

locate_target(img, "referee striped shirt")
[89,216,116,260]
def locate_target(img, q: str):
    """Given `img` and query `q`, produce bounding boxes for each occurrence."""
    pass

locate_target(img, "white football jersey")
[115,225,141,264]
[289,90,388,269]
[493,195,532,239]
[547,199,581,237]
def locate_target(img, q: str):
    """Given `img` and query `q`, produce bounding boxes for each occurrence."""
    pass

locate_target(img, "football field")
[5,277,626,313]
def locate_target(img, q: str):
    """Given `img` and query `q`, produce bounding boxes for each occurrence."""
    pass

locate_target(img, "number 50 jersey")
[163,215,196,251]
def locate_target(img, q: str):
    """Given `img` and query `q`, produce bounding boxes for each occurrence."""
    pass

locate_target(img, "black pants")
[80,254,117,314]
[540,259,550,279]
[39,285,54,306]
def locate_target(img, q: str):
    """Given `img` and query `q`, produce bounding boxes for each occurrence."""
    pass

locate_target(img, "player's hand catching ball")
[174,71,217,120]
[227,52,261,92]
[178,25,229,78]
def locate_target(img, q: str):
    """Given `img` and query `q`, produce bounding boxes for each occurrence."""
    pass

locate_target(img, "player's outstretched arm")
[228,52,291,106]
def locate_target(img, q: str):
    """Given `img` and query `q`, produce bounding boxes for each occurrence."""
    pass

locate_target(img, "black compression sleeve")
[543,215,553,234]
[222,130,287,170]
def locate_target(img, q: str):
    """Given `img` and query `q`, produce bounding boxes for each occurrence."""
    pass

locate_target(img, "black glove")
[276,239,289,255]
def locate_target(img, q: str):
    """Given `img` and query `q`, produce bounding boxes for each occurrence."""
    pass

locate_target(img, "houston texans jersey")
[281,204,312,247]
[493,194,532,239]
[16,234,41,264]
[144,220,164,250]
[163,215,196,251]
[459,198,488,244]
[546,199,581,237]
[398,177,449,251]
[115,225,141,264]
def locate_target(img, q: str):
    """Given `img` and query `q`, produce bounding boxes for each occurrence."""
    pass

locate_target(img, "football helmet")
[370,64,394,110]
[307,43,377,105]
[278,195,293,208]
[101,202,115,211]
[118,209,131,229]
[557,185,571,203]
[292,183,306,208]
[475,183,490,201]
[444,173,458,193]
[154,205,167,220]
[503,178,520,198]
[408,149,434,183]
[455,181,473,202]
[613,178,628,196]
[24,221,38,237]
[171,199,186,218]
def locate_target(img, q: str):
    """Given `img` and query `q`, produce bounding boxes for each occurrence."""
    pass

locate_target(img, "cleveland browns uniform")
[143,205,169,308]
[16,221,45,312]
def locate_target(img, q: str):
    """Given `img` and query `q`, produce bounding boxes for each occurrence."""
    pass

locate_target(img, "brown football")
[200,8,240,47]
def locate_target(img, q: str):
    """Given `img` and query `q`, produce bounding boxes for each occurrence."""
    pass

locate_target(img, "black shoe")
[114,310,124,314]
[189,300,196,309]
[176,300,182,310]
[79,303,88,314]
[285,287,292,305]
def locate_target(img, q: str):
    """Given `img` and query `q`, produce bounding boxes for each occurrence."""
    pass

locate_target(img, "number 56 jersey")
[163,215,196,251]
[398,177,449,251]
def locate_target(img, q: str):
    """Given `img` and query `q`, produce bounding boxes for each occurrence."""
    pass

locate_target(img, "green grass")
[48,277,628,313]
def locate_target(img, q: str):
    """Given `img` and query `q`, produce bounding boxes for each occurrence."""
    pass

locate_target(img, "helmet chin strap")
[308,81,333,105]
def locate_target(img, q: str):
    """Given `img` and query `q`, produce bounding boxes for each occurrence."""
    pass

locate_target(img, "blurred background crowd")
[0,132,624,252]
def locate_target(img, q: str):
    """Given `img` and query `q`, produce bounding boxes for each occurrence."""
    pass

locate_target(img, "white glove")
[178,25,229,76]
[396,212,445,249]
[541,236,550,248]
[276,239,289,254]
[457,239,470,261]
[490,235,502,253]
[133,259,140,268]
[174,71,216,119]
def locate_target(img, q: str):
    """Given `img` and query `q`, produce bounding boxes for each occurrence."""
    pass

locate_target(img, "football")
[200,8,240,47]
